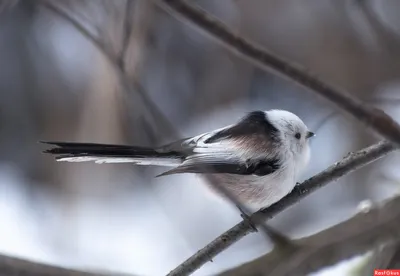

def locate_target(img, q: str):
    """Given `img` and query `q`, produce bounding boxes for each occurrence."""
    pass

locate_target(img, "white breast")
[201,142,310,211]
[205,162,297,211]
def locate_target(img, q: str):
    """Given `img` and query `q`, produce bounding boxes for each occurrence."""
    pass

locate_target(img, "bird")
[41,110,314,210]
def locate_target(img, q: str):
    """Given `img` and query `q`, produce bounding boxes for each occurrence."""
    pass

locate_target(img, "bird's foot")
[236,205,258,232]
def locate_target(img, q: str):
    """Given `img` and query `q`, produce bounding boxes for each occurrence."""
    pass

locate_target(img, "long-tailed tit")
[41,110,314,209]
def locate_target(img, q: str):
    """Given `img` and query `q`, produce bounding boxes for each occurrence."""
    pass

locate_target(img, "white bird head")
[265,109,314,168]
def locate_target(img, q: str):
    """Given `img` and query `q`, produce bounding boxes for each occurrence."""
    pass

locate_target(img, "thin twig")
[157,0,400,147]
[167,141,395,275]
[118,0,134,71]
[40,0,178,139]
[0,0,18,12]
[219,195,400,276]
[358,0,400,48]
[41,0,118,61]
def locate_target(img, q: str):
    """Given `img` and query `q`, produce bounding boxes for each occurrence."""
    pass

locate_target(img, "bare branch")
[0,0,18,12]
[167,141,396,276]
[118,0,135,71]
[40,0,179,140]
[0,253,132,276]
[384,243,400,269]
[361,241,400,274]
[41,0,118,62]
[157,0,400,147]
[219,195,400,276]
[121,0,155,78]
[358,0,400,48]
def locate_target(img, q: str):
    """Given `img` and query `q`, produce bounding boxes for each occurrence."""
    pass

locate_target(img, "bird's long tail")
[40,141,183,166]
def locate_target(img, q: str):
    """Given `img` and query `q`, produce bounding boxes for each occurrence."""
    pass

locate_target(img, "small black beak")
[306,131,315,139]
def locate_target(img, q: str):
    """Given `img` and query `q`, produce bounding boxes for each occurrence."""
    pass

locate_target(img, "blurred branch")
[118,0,134,71]
[361,241,400,274]
[40,0,178,139]
[121,0,154,78]
[385,243,400,268]
[219,195,400,276]
[0,0,18,13]
[0,254,132,276]
[167,141,396,275]
[41,0,117,61]
[157,0,400,147]
[358,0,400,48]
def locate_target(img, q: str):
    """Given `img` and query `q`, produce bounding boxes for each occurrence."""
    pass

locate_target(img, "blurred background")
[1,0,400,275]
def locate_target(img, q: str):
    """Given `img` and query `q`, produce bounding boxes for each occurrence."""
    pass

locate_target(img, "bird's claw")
[236,205,258,232]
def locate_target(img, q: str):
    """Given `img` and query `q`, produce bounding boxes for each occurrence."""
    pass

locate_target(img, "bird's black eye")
[295,132,301,140]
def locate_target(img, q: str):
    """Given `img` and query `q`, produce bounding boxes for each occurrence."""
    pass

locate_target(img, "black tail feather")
[40,141,182,159]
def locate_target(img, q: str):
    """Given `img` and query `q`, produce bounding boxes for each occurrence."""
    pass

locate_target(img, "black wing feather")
[157,158,280,177]
[204,111,279,144]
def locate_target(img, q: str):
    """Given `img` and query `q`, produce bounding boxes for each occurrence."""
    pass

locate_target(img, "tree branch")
[360,241,400,275]
[118,0,135,71]
[0,254,131,276]
[157,0,400,147]
[40,0,179,139]
[167,141,396,276]
[41,0,118,62]
[219,195,400,276]
[358,0,400,48]
[0,0,18,13]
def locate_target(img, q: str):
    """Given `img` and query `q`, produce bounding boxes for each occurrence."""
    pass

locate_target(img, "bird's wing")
[155,125,232,154]
[156,111,282,176]
[157,153,280,177]
[159,111,280,155]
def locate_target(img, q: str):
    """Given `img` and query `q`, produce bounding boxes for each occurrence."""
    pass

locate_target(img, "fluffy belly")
[205,171,296,211]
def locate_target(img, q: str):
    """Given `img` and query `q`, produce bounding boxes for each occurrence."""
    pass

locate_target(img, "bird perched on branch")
[41,110,314,209]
